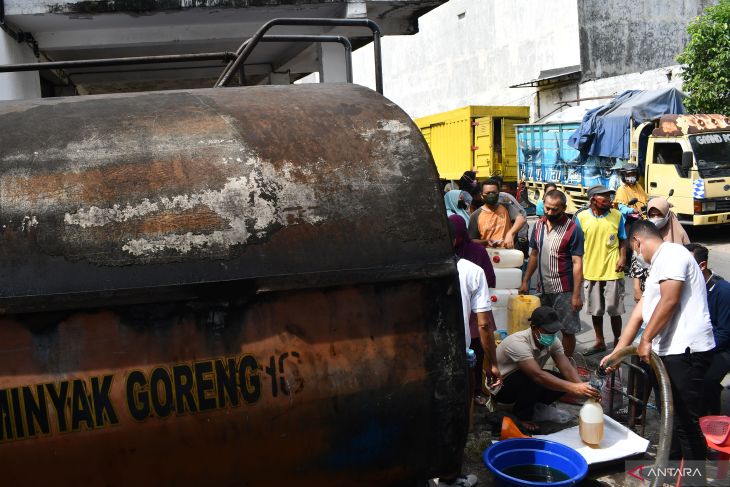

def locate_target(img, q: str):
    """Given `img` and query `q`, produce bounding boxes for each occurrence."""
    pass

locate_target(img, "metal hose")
[603,346,673,487]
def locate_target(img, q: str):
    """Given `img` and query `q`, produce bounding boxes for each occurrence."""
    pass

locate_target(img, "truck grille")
[715,200,730,212]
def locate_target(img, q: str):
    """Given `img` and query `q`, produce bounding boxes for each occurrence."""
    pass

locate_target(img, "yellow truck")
[518,109,730,225]
[415,105,529,190]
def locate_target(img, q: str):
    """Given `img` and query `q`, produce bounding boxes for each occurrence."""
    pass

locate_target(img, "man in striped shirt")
[520,190,584,358]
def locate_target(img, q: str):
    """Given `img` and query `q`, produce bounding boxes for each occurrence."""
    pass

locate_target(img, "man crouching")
[492,306,600,431]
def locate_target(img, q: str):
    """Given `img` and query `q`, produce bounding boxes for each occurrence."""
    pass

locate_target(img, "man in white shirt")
[440,220,500,487]
[602,220,715,461]
[456,258,499,384]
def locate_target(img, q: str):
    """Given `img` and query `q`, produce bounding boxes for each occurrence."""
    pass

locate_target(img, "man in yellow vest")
[614,163,648,216]
[575,185,627,355]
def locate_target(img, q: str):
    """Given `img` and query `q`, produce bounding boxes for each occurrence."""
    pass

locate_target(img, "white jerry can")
[489,288,519,307]
[492,306,509,332]
[494,267,522,289]
[486,248,524,268]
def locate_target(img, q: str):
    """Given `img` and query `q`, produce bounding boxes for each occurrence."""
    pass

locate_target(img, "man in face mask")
[575,185,627,355]
[492,306,600,429]
[614,163,648,216]
[467,179,518,248]
[520,190,584,358]
[602,221,715,461]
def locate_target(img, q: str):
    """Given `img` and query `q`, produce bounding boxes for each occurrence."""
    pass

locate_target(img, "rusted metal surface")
[652,114,730,137]
[0,83,469,484]
[0,84,452,314]
[0,279,468,485]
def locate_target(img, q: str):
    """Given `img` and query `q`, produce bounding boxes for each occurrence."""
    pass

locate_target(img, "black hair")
[545,183,558,191]
[627,219,662,241]
[490,175,504,188]
[481,178,501,191]
[458,171,477,191]
[685,243,709,265]
[544,189,567,207]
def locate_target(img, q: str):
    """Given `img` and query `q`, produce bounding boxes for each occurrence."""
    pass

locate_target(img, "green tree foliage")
[677,0,730,115]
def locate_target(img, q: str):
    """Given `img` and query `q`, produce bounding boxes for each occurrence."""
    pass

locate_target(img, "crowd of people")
[440,167,730,487]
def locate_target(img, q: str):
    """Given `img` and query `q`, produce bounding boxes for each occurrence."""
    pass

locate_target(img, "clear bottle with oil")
[580,368,606,446]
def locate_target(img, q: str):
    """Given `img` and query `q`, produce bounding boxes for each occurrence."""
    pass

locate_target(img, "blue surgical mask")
[537,330,556,347]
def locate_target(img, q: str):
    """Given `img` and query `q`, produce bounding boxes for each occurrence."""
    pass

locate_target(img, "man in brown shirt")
[468,178,517,248]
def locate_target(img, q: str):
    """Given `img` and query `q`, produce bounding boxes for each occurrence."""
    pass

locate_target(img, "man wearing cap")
[493,307,600,428]
[614,163,648,216]
[575,185,627,355]
[608,160,624,191]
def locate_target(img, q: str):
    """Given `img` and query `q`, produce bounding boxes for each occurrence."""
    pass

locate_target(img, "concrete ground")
[458,222,730,486]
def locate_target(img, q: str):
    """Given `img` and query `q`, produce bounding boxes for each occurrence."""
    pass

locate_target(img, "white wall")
[353,0,581,118]
[0,35,41,101]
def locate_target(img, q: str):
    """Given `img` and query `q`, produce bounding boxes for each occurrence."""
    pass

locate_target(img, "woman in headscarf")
[628,196,690,302]
[444,190,473,225]
[449,214,496,407]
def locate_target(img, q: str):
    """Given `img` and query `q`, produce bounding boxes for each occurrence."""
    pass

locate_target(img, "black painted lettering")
[23,385,50,437]
[45,382,69,433]
[215,358,239,408]
[91,375,118,427]
[173,365,198,414]
[150,368,173,418]
[71,380,94,431]
[126,371,150,421]
[239,355,261,404]
[0,389,14,441]
[194,361,216,412]
[9,388,25,439]
[264,355,277,397]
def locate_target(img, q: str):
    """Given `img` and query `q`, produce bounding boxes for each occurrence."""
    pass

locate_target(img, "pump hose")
[602,346,673,487]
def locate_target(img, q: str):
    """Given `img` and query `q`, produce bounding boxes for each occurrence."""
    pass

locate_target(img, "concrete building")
[0,0,446,100]
[350,0,717,120]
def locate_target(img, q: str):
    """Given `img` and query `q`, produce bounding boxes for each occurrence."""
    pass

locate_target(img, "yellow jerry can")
[507,294,541,335]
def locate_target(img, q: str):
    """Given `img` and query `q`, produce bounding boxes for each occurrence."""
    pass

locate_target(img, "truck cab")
[643,114,730,225]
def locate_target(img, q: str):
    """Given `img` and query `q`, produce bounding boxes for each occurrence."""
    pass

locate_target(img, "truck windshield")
[689,133,730,178]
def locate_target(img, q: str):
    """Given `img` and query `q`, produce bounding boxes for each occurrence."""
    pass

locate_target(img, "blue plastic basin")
[483,438,588,487]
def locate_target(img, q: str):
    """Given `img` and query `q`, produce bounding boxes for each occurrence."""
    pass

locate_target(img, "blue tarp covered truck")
[517,88,730,225]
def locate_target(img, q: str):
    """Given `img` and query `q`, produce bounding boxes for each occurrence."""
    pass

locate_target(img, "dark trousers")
[661,349,713,460]
[495,369,565,420]
[704,349,730,415]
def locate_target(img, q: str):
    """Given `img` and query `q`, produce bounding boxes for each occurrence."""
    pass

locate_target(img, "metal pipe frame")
[0,52,237,73]
[0,35,353,85]
[261,35,353,84]
[215,18,382,93]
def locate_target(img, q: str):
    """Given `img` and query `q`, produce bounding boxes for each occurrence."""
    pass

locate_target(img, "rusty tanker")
[0,82,468,484]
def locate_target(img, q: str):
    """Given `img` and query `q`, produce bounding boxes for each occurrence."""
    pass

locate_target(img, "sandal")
[583,345,607,356]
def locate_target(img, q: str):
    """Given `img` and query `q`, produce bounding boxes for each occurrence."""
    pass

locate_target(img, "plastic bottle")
[579,399,604,446]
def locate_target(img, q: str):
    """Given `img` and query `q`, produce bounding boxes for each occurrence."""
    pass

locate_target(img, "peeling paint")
[65,159,323,256]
